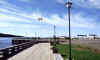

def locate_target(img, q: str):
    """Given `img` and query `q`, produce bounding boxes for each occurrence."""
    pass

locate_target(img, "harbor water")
[0,37,13,49]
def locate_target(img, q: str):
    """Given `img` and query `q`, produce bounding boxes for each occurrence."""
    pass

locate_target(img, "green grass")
[56,44,100,60]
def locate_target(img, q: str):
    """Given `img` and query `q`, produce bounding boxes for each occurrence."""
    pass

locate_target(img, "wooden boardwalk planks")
[8,43,53,60]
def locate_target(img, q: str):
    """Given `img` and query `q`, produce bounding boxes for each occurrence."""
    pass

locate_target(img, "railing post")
[0,49,8,60]
[0,50,4,60]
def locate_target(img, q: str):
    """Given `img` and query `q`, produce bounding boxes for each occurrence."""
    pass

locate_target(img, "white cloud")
[56,0,100,9]
[31,11,96,28]
[0,1,41,29]
[44,14,66,26]
[70,13,96,28]
[0,0,21,11]
[0,0,98,37]
[19,0,32,2]
[56,0,65,4]
[88,0,100,8]
[0,14,32,23]
[73,0,100,8]
[0,21,40,29]
[31,11,43,20]
[19,24,40,28]
[0,23,12,27]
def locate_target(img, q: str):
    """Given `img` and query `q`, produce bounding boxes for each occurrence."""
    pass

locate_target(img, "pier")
[0,38,55,60]
[0,38,64,60]
[8,43,53,60]
[0,41,37,60]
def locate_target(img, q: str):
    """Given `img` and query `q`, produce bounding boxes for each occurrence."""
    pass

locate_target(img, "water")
[0,37,13,49]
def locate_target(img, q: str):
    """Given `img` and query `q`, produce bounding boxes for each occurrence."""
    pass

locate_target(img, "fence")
[0,41,37,60]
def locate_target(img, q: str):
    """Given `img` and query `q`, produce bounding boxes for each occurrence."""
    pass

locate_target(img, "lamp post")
[53,25,56,47]
[66,0,72,60]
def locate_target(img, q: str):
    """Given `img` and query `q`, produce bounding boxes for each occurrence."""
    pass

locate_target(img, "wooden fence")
[0,41,37,60]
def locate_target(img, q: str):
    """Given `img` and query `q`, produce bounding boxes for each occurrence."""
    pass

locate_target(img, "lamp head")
[66,1,72,8]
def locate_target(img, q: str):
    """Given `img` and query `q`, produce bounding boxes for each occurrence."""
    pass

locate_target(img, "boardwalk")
[8,43,53,60]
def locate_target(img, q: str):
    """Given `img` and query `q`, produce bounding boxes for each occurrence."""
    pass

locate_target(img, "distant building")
[77,35,87,40]
[88,34,97,40]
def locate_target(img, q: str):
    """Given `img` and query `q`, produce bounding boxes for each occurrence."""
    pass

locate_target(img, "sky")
[0,0,100,37]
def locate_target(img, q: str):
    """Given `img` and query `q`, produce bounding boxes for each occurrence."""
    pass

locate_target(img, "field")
[56,44,100,60]
[61,39,100,50]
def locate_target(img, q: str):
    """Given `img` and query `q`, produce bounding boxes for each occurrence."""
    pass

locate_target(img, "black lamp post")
[66,0,72,60]
[53,25,56,47]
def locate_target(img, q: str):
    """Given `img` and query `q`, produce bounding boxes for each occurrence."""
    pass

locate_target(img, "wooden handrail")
[0,40,37,60]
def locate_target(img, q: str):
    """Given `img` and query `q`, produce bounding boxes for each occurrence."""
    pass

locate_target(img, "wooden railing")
[0,41,37,60]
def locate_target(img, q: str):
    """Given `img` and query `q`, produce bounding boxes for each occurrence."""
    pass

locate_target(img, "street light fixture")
[66,0,72,60]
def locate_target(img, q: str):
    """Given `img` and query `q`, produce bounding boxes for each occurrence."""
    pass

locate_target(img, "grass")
[55,44,100,60]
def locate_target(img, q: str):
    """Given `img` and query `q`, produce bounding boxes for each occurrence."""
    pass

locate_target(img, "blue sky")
[0,0,100,37]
